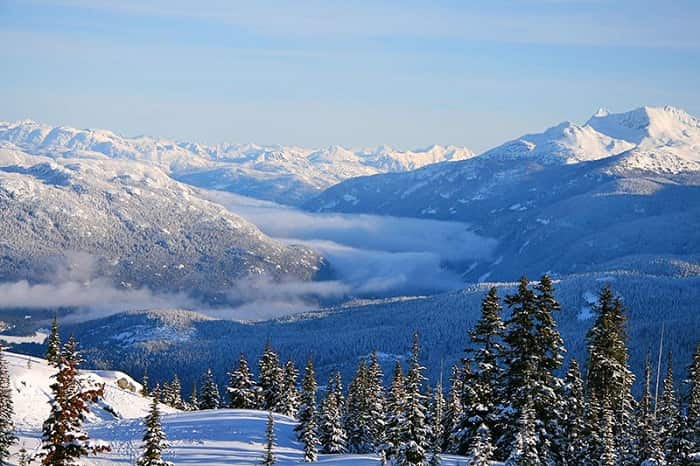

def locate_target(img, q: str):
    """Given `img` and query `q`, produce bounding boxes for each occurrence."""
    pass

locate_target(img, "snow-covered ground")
[6,352,473,465]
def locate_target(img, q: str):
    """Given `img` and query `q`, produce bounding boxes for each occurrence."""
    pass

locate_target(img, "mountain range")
[0,120,473,205]
[306,106,700,281]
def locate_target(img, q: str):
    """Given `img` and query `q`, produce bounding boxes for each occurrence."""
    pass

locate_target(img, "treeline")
[4,275,697,464]
[136,276,700,465]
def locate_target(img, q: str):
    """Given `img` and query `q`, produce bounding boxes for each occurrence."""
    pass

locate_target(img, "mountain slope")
[305,106,700,281]
[0,146,324,303]
[0,120,473,205]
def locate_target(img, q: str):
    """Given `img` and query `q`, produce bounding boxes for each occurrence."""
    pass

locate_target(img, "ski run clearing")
[6,352,474,465]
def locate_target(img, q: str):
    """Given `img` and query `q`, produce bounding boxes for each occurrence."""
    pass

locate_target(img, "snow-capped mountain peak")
[586,105,700,145]
[475,105,700,169]
[479,118,635,165]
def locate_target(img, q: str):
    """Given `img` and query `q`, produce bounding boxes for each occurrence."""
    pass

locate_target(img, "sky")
[2,0,699,152]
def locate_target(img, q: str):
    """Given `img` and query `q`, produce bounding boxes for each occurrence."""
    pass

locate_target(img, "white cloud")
[0,279,195,315]
[206,190,497,299]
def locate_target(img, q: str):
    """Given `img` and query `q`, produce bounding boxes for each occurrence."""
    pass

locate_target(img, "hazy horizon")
[2,0,700,152]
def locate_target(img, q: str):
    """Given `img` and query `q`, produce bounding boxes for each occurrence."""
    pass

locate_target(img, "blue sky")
[2,0,699,152]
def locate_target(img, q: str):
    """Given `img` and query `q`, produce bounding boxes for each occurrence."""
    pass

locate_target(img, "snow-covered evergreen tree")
[383,361,406,460]
[442,365,463,453]
[137,390,172,466]
[227,353,259,409]
[687,342,700,455]
[345,359,377,454]
[258,342,283,412]
[366,351,386,449]
[396,333,431,466]
[559,359,586,466]
[40,336,110,465]
[160,380,174,407]
[199,368,221,410]
[657,353,683,464]
[427,382,445,457]
[319,374,347,454]
[262,412,276,466]
[45,315,61,367]
[638,353,664,465]
[278,360,299,417]
[161,375,183,409]
[170,375,184,409]
[296,358,319,462]
[499,275,565,462]
[466,423,495,466]
[598,406,617,466]
[188,382,199,411]
[584,284,636,463]
[330,371,344,416]
[505,401,539,466]
[456,287,505,455]
[0,347,15,464]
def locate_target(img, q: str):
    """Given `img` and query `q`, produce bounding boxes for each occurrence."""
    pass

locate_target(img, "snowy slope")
[6,351,473,465]
[4,351,173,431]
[12,409,475,466]
[0,120,474,205]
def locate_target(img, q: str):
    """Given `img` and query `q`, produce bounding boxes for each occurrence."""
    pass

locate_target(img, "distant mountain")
[0,145,324,302]
[306,106,700,281]
[0,120,473,205]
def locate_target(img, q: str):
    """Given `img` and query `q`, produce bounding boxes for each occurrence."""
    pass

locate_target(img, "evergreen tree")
[366,351,386,449]
[427,382,445,456]
[330,371,344,416]
[199,369,221,410]
[466,424,495,466]
[188,383,199,411]
[45,315,61,366]
[137,390,172,466]
[499,276,565,462]
[160,380,174,407]
[279,360,299,417]
[296,358,319,462]
[258,342,283,412]
[686,342,700,455]
[0,347,15,464]
[532,275,567,463]
[319,374,347,454]
[456,287,505,455]
[227,353,259,409]
[383,361,406,460]
[262,412,276,466]
[638,353,664,465]
[40,336,110,465]
[169,375,184,410]
[505,401,539,466]
[396,333,431,466]
[345,359,377,454]
[657,353,682,463]
[442,365,463,453]
[598,406,617,466]
[559,359,586,466]
[584,285,635,463]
